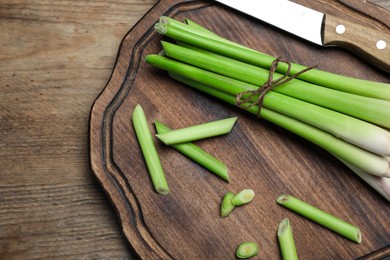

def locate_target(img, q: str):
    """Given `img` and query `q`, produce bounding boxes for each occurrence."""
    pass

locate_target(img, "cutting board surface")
[90,0,390,259]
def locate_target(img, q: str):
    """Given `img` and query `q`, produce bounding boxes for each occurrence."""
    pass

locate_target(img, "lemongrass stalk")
[277,218,299,260]
[154,21,390,100]
[159,16,250,50]
[184,18,219,36]
[236,242,260,259]
[154,120,229,182]
[156,117,237,145]
[160,16,219,39]
[276,194,362,243]
[220,192,235,217]
[132,105,169,195]
[161,41,390,129]
[231,189,255,206]
[146,54,390,157]
[167,72,390,178]
[336,156,390,201]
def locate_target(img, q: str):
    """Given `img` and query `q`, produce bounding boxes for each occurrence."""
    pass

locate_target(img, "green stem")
[277,218,299,260]
[154,120,229,182]
[154,22,390,100]
[276,194,362,243]
[132,105,169,195]
[155,117,237,145]
[167,72,390,178]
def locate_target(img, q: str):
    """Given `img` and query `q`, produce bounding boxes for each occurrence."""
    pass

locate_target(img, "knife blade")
[214,0,390,72]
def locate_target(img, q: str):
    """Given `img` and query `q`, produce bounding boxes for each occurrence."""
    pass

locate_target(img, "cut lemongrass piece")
[166,72,390,178]
[232,189,255,206]
[220,192,235,217]
[154,120,229,182]
[155,117,237,145]
[132,105,169,195]
[277,218,299,260]
[276,194,362,243]
[236,242,260,259]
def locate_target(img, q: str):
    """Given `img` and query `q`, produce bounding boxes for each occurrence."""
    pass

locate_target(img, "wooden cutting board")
[89,0,390,259]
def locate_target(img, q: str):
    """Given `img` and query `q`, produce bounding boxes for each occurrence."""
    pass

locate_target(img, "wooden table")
[1,0,389,259]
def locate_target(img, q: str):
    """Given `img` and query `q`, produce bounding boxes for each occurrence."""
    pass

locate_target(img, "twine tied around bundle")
[235,57,316,117]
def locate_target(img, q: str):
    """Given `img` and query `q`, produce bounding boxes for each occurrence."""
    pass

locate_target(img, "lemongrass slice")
[156,117,237,145]
[132,105,169,195]
[236,242,260,259]
[231,189,255,206]
[220,192,235,217]
[277,218,299,260]
[154,120,229,182]
[276,194,362,243]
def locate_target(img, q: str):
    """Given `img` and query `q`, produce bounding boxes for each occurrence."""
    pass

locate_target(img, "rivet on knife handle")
[323,14,390,72]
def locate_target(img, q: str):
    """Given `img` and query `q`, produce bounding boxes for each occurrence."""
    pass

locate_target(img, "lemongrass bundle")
[145,17,390,201]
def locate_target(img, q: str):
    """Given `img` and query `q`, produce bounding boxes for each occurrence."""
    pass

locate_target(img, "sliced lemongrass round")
[236,242,259,259]
[132,105,169,195]
[155,117,237,145]
[154,120,229,182]
[231,189,255,206]
[277,218,299,260]
[220,192,235,218]
[276,194,362,243]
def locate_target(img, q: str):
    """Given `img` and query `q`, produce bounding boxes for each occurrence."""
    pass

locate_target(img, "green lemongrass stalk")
[161,41,390,129]
[336,156,390,201]
[277,218,299,260]
[167,72,390,179]
[154,21,390,100]
[184,18,219,36]
[236,242,260,259]
[220,192,235,217]
[160,16,250,50]
[160,16,218,39]
[231,189,255,206]
[276,194,362,243]
[145,54,390,157]
[156,117,237,145]
[132,105,169,195]
[154,120,229,182]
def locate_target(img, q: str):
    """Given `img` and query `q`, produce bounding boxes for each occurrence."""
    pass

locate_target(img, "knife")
[214,0,390,72]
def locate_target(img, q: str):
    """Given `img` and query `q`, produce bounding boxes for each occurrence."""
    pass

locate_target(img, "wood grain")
[90,0,390,259]
[0,0,157,259]
[323,13,390,72]
[1,0,389,259]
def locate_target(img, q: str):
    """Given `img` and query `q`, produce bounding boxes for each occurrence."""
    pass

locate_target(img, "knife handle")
[323,14,390,72]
